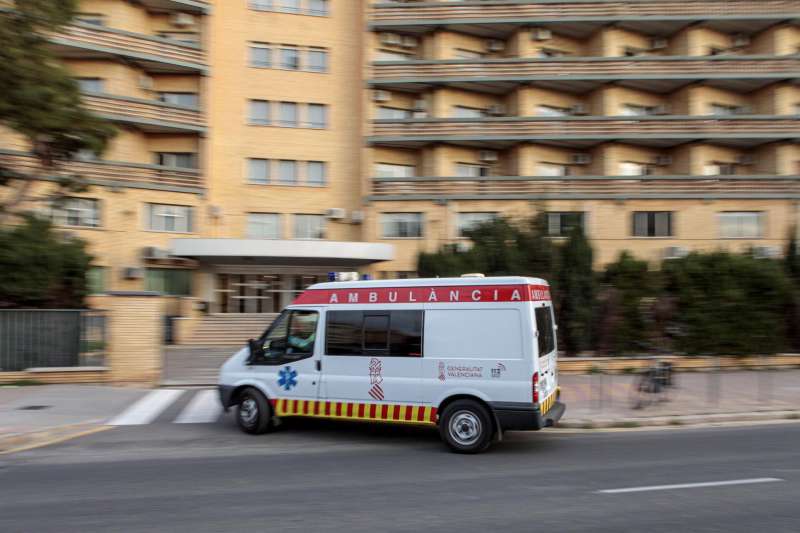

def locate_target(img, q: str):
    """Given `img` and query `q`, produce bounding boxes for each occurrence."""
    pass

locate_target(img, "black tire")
[236,387,272,435]
[438,399,494,454]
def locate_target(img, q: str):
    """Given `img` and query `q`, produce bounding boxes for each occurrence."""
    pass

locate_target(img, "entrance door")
[321,309,423,404]
[249,309,321,401]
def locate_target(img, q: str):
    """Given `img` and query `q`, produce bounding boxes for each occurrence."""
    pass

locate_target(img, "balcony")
[50,22,206,73]
[371,55,800,93]
[369,115,800,147]
[0,150,204,194]
[370,175,800,200]
[139,0,209,13]
[371,1,797,23]
[82,93,205,134]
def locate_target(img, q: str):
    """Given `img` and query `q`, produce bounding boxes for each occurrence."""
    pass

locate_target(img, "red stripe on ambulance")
[292,284,550,305]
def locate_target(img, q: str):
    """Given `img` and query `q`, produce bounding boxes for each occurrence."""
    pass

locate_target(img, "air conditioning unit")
[570,103,588,115]
[532,28,552,41]
[373,90,391,103]
[479,150,499,162]
[653,104,672,115]
[486,104,506,116]
[570,153,592,165]
[413,99,427,111]
[142,247,170,260]
[401,35,418,48]
[380,32,402,46]
[650,37,669,50]
[737,154,756,165]
[325,208,347,220]
[350,210,365,224]
[171,13,195,27]
[207,205,222,219]
[123,267,144,280]
[486,39,506,52]
[753,246,780,259]
[664,246,689,260]
[654,155,673,166]
[732,34,751,48]
[138,76,154,90]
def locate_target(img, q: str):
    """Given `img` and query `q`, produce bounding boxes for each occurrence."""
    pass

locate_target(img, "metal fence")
[0,309,106,371]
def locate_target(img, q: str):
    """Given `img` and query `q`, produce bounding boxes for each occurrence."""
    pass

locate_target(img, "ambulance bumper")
[491,401,566,431]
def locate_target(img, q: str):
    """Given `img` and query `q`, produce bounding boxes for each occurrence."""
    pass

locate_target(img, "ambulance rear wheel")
[236,387,271,435]
[439,400,493,454]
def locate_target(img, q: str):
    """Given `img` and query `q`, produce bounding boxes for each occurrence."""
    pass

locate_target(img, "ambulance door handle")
[315,360,321,372]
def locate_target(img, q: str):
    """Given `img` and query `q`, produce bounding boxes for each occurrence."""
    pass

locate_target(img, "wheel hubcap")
[240,398,258,425]
[449,411,482,446]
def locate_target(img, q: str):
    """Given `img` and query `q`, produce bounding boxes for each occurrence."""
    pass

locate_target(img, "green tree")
[557,226,594,355]
[0,216,92,308]
[597,252,653,354]
[0,0,115,220]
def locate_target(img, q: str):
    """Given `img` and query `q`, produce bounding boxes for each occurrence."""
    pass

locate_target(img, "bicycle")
[630,360,675,410]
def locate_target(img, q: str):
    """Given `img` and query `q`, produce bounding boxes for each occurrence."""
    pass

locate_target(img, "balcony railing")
[370,175,800,200]
[0,150,203,193]
[370,116,800,142]
[371,55,800,82]
[370,1,800,23]
[82,93,205,133]
[51,22,206,72]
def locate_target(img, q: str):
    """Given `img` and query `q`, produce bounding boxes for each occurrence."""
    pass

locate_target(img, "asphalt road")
[1,416,799,533]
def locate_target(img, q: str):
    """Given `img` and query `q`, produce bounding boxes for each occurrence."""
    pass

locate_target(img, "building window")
[155,152,197,169]
[376,49,412,61]
[75,13,105,25]
[538,47,571,58]
[146,204,193,233]
[279,47,300,70]
[249,0,328,16]
[536,163,570,176]
[632,211,673,237]
[719,212,764,239]
[376,106,411,119]
[249,43,272,67]
[247,158,271,184]
[452,105,485,119]
[248,100,271,125]
[75,78,104,93]
[536,105,570,117]
[620,104,656,116]
[294,214,326,239]
[158,92,198,108]
[704,163,738,176]
[278,0,301,13]
[307,48,328,72]
[457,212,498,237]
[375,163,415,178]
[278,160,298,184]
[307,103,327,128]
[249,0,273,9]
[145,268,192,296]
[157,31,199,44]
[381,213,423,238]
[454,48,484,59]
[278,102,298,127]
[455,163,490,178]
[247,213,282,239]
[51,198,100,228]
[620,161,653,176]
[709,103,741,116]
[307,0,329,16]
[547,212,585,237]
[306,161,326,185]
[86,266,107,294]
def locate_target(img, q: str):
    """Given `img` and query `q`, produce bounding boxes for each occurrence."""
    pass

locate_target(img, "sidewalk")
[557,370,800,428]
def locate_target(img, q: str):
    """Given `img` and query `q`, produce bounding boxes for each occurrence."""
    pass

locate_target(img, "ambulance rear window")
[535,306,556,357]
[326,310,423,357]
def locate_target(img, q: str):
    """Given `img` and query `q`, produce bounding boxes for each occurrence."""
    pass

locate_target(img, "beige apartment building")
[1,0,800,316]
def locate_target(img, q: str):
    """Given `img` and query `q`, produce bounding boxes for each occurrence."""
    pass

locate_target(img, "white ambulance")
[218,275,564,453]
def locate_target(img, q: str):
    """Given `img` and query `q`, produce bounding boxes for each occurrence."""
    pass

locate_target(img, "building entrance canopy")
[170,239,394,267]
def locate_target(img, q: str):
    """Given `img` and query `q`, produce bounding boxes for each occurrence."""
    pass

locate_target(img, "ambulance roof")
[308,276,548,291]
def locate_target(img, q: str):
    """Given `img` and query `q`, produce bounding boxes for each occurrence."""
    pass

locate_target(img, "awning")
[170,239,394,267]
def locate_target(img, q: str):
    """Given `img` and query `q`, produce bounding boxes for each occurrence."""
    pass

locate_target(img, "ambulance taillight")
[532,372,540,404]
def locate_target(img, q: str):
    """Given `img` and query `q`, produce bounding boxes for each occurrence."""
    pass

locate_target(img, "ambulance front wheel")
[236,387,272,435]
[439,400,494,454]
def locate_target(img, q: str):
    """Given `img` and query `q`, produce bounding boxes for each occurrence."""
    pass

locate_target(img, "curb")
[558,410,800,430]
[0,422,111,455]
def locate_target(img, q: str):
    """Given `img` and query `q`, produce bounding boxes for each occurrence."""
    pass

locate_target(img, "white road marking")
[596,477,783,494]
[107,389,185,426]
[174,390,223,424]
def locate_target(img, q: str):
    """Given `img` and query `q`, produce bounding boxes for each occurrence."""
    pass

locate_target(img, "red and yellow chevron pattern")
[270,398,438,425]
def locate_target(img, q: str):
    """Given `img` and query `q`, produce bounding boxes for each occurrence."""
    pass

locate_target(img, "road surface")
[0,407,798,533]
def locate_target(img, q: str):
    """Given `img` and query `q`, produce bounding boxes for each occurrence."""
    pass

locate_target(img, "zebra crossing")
[107,388,225,426]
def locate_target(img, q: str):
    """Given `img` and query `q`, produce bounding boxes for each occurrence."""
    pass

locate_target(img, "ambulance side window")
[326,310,423,357]
[535,306,556,357]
